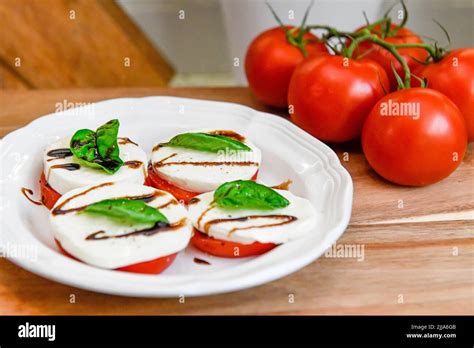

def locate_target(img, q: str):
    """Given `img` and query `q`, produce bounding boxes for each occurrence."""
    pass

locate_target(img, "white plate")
[0,97,352,297]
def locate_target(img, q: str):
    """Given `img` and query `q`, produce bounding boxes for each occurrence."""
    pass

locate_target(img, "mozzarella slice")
[44,136,147,195]
[50,182,192,269]
[151,130,261,193]
[188,189,318,245]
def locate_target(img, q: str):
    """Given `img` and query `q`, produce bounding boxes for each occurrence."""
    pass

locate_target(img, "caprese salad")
[41,119,147,209]
[148,130,261,204]
[188,180,318,258]
[24,120,319,273]
[50,182,192,274]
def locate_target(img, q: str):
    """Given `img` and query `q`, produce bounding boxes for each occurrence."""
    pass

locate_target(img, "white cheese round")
[188,189,318,245]
[50,182,192,269]
[43,136,147,195]
[151,130,261,193]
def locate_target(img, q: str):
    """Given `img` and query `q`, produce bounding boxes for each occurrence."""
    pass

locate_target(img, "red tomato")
[56,240,177,274]
[354,24,429,91]
[146,164,259,204]
[288,54,389,142]
[362,88,467,186]
[245,26,327,108]
[40,172,61,209]
[191,229,276,258]
[416,48,474,141]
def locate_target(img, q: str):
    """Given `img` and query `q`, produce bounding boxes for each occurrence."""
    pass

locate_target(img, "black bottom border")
[0,315,472,346]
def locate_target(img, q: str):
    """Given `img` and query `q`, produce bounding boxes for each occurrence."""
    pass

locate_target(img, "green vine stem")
[265,1,315,57]
[346,30,412,88]
[389,43,445,61]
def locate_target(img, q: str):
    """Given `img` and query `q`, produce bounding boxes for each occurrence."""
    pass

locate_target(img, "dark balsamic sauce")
[123,160,143,169]
[193,257,211,265]
[52,183,165,216]
[207,130,246,142]
[271,180,293,191]
[20,187,43,206]
[46,148,73,161]
[47,163,80,179]
[156,160,259,167]
[202,215,297,234]
[156,199,178,209]
[52,182,114,215]
[152,144,162,152]
[51,163,80,171]
[188,197,200,205]
[85,218,187,241]
[118,137,138,146]
[153,152,258,168]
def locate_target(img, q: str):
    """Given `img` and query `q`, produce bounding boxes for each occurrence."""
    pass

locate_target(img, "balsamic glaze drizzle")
[46,148,73,161]
[20,187,43,206]
[85,218,187,241]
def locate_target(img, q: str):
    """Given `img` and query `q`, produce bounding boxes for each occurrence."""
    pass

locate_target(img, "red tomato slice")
[116,254,177,274]
[55,240,177,274]
[40,172,62,209]
[145,165,198,204]
[146,164,258,204]
[191,229,277,258]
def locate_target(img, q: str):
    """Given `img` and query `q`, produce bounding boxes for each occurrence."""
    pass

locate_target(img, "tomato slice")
[55,240,177,275]
[40,172,62,209]
[116,254,177,274]
[145,164,198,204]
[146,164,259,204]
[191,229,276,258]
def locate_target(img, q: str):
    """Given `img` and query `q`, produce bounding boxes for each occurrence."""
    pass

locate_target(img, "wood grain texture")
[0,87,472,315]
[0,0,174,89]
[0,61,31,89]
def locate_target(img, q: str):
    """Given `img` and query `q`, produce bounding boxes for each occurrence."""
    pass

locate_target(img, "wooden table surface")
[0,87,473,315]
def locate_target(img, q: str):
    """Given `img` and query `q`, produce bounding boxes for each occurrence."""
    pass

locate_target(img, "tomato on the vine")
[245,26,327,108]
[288,54,389,142]
[353,23,429,91]
[416,48,474,141]
[362,88,467,186]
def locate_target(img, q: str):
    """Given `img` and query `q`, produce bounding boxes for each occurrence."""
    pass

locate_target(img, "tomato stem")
[265,0,314,58]
[391,42,445,61]
[384,0,409,37]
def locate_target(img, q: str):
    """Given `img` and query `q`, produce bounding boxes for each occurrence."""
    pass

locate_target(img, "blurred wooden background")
[0,0,174,89]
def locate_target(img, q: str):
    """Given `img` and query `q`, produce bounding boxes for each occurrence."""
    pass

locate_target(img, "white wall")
[222,0,386,84]
[118,0,232,74]
[118,0,474,85]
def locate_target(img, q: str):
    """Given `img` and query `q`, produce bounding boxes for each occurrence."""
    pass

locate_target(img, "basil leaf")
[83,199,169,225]
[213,180,290,211]
[161,132,251,153]
[70,119,123,174]
[96,119,122,161]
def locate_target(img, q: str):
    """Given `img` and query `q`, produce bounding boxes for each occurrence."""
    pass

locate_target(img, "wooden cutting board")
[0,87,472,315]
[0,0,174,89]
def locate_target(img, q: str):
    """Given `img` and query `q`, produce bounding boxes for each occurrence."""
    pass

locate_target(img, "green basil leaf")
[70,119,123,174]
[96,119,122,160]
[213,180,290,211]
[161,132,252,153]
[83,199,169,225]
